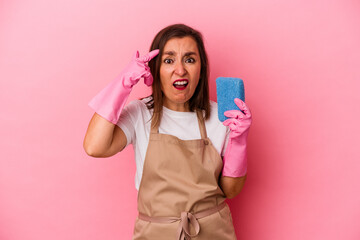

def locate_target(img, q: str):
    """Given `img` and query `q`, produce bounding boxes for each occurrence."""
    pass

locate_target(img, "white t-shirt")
[116,97,230,190]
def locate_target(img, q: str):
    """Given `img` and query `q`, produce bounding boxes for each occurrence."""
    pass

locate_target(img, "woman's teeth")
[174,81,188,86]
[173,80,189,90]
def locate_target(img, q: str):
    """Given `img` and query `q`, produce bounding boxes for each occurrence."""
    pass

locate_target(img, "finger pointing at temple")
[138,49,160,63]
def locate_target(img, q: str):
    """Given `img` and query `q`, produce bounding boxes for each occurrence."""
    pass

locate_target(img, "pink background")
[1,0,359,239]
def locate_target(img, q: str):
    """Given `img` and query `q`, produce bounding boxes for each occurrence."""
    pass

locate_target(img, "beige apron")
[132,111,237,240]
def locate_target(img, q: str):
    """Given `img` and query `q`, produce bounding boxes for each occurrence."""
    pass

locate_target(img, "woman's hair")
[145,23,210,128]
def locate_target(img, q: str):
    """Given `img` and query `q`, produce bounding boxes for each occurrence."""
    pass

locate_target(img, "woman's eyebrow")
[184,52,197,57]
[163,51,175,56]
[163,51,197,56]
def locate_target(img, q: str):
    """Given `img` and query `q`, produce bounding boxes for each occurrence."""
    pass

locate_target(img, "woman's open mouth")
[173,79,189,90]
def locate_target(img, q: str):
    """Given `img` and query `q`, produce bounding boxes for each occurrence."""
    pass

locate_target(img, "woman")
[84,24,252,239]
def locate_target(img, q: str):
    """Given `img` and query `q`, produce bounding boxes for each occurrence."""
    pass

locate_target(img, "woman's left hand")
[223,98,252,136]
[221,98,252,178]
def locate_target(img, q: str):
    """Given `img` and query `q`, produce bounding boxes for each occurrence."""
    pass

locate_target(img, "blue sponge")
[216,77,245,122]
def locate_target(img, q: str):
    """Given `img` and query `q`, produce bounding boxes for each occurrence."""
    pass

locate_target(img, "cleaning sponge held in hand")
[216,77,245,122]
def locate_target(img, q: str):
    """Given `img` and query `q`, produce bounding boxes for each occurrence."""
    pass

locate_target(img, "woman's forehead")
[162,36,199,55]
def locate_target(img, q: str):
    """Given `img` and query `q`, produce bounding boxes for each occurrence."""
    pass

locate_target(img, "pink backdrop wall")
[1,0,359,239]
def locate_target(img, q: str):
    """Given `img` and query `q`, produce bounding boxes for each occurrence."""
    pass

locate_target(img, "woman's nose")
[174,61,186,76]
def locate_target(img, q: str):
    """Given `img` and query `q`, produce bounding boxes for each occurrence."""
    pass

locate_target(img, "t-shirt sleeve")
[115,100,141,147]
[221,127,231,157]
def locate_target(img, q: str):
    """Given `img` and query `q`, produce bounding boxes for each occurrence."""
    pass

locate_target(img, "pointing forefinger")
[138,49,160,63]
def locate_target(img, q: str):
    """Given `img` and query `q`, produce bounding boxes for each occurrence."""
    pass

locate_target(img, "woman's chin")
[163,97,192,111]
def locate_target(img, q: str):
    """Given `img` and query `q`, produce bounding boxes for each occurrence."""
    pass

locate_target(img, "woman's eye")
[186,58,195,63]
[164,59,173,64]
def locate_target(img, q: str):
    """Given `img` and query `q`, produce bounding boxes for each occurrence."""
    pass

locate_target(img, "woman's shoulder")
[210,100,218,109]
[125,97,153,122]
[209,100,228,127]
[209,100,220,119]
[127,96,152,111]
[207,100,229,138]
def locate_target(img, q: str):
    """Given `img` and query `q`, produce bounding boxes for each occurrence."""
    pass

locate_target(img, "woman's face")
[159,36,201,111]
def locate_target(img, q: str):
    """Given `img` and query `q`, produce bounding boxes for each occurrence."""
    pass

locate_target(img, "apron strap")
[196,110,208,140]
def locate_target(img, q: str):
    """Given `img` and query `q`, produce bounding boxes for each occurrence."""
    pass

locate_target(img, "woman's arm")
[220,98,251,198]
[83,113,127,157]
[219,174,247,199]
[84,50,159,158]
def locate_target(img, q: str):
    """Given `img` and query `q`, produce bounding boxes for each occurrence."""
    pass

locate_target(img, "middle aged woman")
[84,23,252,239]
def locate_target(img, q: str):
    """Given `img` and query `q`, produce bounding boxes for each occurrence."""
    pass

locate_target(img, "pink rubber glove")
[88,49,159,124]
[222,98,252,177]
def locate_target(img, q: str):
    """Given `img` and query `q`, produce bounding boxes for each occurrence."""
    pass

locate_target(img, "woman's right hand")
[122,49,159,88]
[88,49,159,125]
[84,49,159,157]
